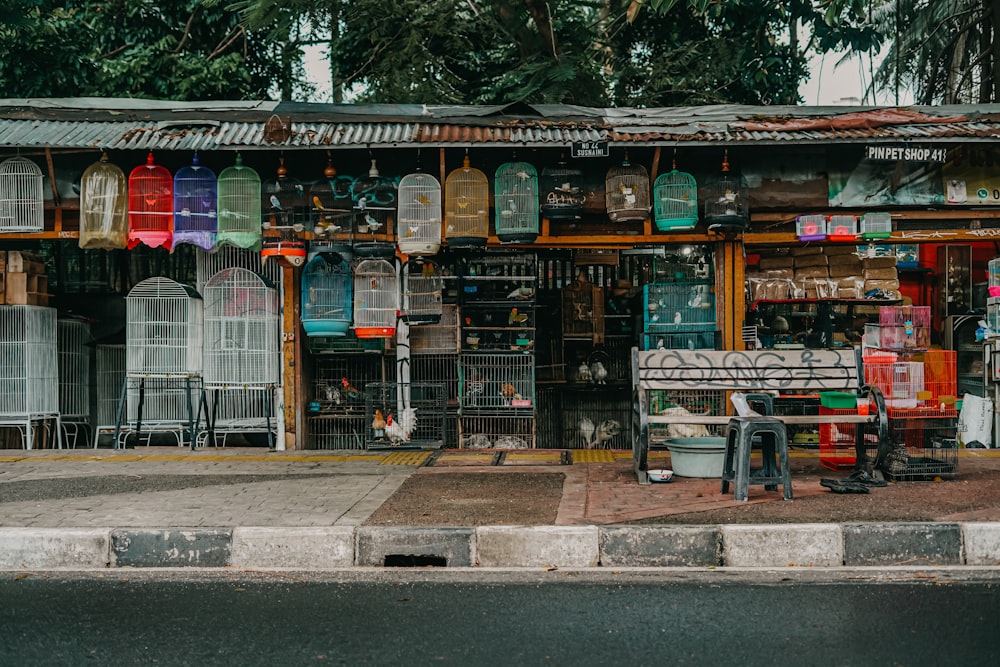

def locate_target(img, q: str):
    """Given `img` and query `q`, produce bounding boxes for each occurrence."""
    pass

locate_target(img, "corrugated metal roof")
[1,98,999,150]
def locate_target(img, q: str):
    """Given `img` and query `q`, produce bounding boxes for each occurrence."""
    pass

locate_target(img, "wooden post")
[282,263,300,449]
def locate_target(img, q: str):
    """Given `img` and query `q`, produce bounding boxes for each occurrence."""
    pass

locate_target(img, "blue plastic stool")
[721,416,792,502]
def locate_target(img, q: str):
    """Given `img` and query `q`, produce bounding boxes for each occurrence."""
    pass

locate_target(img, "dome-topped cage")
[79,151,128,249]
[703,150,749,233]
[127,152,173,250]
[402,258,444,325]
[216,154,262,251]
[397,172,442,256]
[494,161,539,244]
[444,155,489,249]
[173,153,218,251]
[353,258,399,338]
[203,267,279,388]
[540,158,585,222]
[125,277,203,378]
[301,252,352,337]
[605,153,650,222]
[352,159,397,258]
[0,156,44,233]
[310,171,355,256]
[653,156,698,231]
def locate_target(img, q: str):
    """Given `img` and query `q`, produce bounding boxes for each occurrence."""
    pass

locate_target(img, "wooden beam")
[44,148,60,207]
[281,263,298,450]
[745,229,1000,246]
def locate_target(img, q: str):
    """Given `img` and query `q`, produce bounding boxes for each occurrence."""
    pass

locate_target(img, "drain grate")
[384,554,448,567]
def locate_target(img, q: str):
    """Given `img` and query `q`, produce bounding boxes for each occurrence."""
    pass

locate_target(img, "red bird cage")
[127,152,173,250]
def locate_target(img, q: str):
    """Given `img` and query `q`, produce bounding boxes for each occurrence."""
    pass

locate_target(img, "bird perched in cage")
[506,286,535,300]
[508,308,529,326]
[591,419,622,449]
[364,215,383,232]
[589,360,608,385]
[269,195,282,211]
[577,417,595,448]
[341,377,361,402]
[417,193,432,206]
[312,195,327,211]
[660,406,711,440]
[674,311,683,325]
[371,409,386,435]
[294,183,304,196]
[318,382,341,405]
[494,435,529,449]
[577,362,593,384]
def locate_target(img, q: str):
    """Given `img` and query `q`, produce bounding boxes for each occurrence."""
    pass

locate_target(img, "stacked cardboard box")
[826,245,864,298]
[862,254,899,298]
[3,250,49,306]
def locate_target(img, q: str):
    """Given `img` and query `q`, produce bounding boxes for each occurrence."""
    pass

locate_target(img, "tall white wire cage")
[444,155,489,249]
[401,259,444,325]
[93,342,125,447]
[653,165,698,232]
[494,161,539,243]
[57,317,91,448]
[173,153,218,251]
[0,305,59,449]
[397,172,442,256]
[353,258,399,338]
[302,252,352,337]
[79,151,128,249]
[216,153,262,251]
[605,154,650,222]
[0,156,44,233]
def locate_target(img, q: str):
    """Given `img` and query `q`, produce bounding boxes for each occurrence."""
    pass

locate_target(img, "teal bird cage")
[302,252,352,337]
[216,154,262,251]
[494,161,539,243]
[653,157,698,232]
[172,153,218,251]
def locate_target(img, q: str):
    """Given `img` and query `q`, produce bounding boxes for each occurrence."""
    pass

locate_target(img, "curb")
[1,524,999,570]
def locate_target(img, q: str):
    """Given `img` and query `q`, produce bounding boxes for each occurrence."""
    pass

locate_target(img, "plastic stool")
[721,416,792,502]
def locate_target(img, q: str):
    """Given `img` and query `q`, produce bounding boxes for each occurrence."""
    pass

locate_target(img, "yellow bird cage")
[79,151,128,249]
[444,154,489,249]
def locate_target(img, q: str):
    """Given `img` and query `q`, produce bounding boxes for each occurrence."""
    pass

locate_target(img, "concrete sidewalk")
[1,448,1000,570]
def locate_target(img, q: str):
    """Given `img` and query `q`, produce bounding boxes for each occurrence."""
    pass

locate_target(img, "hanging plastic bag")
[958,393,993,448]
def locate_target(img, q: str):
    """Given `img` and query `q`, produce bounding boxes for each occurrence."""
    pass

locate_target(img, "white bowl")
[648,468,674,483]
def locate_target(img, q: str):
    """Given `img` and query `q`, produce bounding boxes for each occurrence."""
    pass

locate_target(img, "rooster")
[383,410,416,447]
[591,419,622,449]
[500,382,522,404]
[341,377,361,402]
[371,409,386,437]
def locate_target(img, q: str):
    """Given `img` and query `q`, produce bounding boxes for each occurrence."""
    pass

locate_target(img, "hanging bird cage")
[172,153,218,251]
[352,159,397,258]
[262,156,309,231]
[402,259,444,325]
[203,267,280,388]
[309,178,354,255]
[397,172,442,255]
[0,156,44,233]
[703,150,749,233]
[57,317,91,422]
[494,161,539,244]
[0,305,58,421]
[127,152,173,250]
[216,154,262,251]
[540,157,585,222]
[605,153,650,222]
[653,161,698,232]
[444,155,489,249]
[301,252,352,337]
[125,277,203,378]
[79,151,127,249]
[353,258,399,338]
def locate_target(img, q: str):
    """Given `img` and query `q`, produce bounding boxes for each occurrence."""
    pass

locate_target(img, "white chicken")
[465,434,493,449]
[384,408,417,446]
[589,361,608,385]
[659,405,711,440]
[577,362,593,384]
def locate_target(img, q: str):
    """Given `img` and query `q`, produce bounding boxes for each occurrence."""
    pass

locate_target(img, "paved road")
[2,570,998,666]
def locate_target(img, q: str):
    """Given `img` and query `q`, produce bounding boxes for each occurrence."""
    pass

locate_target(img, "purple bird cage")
[172,153,218,251]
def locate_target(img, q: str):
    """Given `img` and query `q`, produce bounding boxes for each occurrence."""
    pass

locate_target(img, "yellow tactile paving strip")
[380,451,432,466]
[572,450,616,463]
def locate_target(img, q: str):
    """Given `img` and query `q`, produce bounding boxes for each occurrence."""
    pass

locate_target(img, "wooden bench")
[631,347,888,485]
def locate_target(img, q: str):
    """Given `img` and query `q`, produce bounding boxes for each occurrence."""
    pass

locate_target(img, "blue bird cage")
[494,161,539,244]
[302,252,352,337]
[173,153,218,251]
[216,154,262,251]
[653,160,698,232]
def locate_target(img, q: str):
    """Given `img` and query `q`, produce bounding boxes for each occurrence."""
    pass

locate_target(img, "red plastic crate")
[862,350,957,419]
[819,406,858,471]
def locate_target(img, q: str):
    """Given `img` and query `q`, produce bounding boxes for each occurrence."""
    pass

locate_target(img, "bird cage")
[653,166,698,231]
[860,212,893,240]
[127,152,173,250]
[540,158,585,222]
[57,317,90,421]
[93,342,125,442]
[444,155,489,249]
[216,154,262,251]
[827,214,858,242]
[494,161,539,243]
[605,154,650,222]
[172,154,218,251]
[352,158,397,257]
[562,272,605,343]
[79,151,128,249]
[203,267,279,388]
[796,214,826,242]
[302,251,352,337]
[402,258,444,325]
[0,156,44,233]
[353,258,399,338]
[310,179,354,253]
[397,172,442,255]
[0,305,58,448]
[703,150,749,233]
[125,277,203,377]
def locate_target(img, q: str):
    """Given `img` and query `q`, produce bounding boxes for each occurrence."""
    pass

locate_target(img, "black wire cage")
[364,382,447,450]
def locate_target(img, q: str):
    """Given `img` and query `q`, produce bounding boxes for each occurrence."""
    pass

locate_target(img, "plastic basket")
[818,407,857,471]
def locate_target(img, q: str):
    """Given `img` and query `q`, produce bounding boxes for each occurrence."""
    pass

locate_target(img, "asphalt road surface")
[2,570,998,666]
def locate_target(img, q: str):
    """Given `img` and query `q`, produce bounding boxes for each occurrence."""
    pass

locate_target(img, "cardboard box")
[4,272,28,304]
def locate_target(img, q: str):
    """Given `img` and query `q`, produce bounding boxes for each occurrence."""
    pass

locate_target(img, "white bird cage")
[302,252,352,337]
[125,277,203,377]
[93,342,125,446]
[353,258,399,338]
[0,305,59,448]
[397,172,442,255]
[653,166,698,231]
[0,156,44,233]
[540,159,585,222]
[703,150,749,233]
[444,155,489,249]
[203,268,279,388]
[860,212,892,240]
[57,317,90,420]
[79,151,128,249]
[216,153,262,250]
[173,153,218,251]
[494,161,539,243]
[605,154,650,222]
[402,259,444,325]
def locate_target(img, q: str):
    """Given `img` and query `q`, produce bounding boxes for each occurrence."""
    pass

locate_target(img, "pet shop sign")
[864,144,948,163]
[571,141,609,158]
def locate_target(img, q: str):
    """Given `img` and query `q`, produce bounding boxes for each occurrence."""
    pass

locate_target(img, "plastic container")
[665,436,726,478]
[795,214,826,242]
[819,391,857,409]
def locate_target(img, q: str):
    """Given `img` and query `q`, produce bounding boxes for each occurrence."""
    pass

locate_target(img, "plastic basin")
[665,436,727,478]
